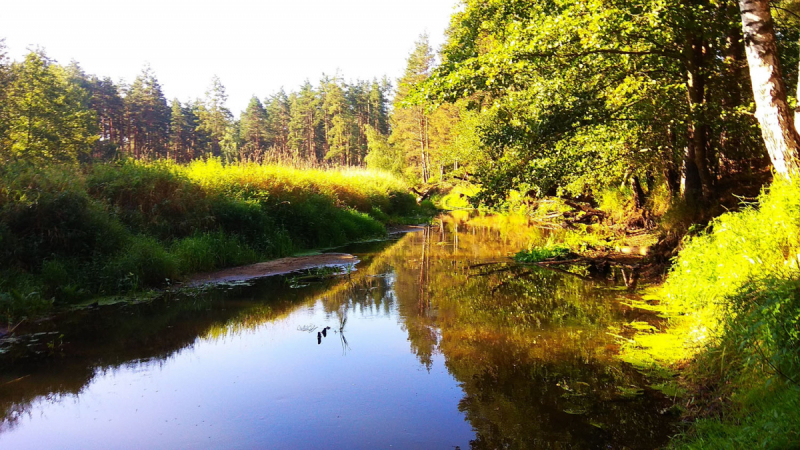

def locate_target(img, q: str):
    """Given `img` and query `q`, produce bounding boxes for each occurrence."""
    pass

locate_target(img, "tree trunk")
[720,8,746,176]
[630,175,646,210]
[685,35,715,199]
[738,0,800,177]
[796,48,800,133]
[683,143,703,201]
[663,125,682,197]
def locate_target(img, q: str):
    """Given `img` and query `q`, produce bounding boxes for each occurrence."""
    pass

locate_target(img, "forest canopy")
[413,0,800,206]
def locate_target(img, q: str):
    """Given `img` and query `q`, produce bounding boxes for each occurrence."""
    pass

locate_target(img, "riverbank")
[0,159,433,323]
[505,179,800,448]
[649,179,800,448]
[0,212,679,448]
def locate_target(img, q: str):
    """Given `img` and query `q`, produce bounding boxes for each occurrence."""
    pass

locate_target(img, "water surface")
[0,212,675,449]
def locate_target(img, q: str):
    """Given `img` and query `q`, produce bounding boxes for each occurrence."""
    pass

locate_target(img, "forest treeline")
[0,47,392,166]
[0,37,471,185]
[4,1,800,208]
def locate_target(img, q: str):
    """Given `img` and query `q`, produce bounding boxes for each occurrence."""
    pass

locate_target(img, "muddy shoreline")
[185,253,359,286]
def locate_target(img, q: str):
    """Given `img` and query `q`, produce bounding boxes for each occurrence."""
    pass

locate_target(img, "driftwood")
[562,199,607,225]
[409,186,435,204]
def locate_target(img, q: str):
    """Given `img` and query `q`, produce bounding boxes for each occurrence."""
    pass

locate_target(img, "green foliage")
[629,179,800,449]
[724,276,800,381]
[672,383,800,450]
[514,244,572,263]
[417,0,767,206]
[364,125,404,175]
[170,232,259,274]
[0,160,424,320]
[0,163,128,269]
[1,50,96,164]
[437,184,479,210]
[87,161,212,238]
[102,235,179,290]
[239,96,270,159]
[123,66,170,158]
[662,178,800,317]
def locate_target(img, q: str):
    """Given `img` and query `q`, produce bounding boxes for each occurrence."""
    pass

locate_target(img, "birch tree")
[738,0,800,177]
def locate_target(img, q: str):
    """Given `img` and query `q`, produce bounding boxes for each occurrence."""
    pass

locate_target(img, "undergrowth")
[0,159,425,322]
[614,178,800,449]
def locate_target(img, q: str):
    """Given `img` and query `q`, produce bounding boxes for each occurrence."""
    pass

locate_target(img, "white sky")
[0,0,458,115]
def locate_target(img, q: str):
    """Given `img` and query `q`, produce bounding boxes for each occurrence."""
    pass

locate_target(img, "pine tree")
[2,50,96,164]
[87,76,124,160]
[265,89,291,159]
[0,40,12,152]
[369,78,391,135]
[221,120,241,162]
[347,80,370,165]
[322,76,353,165]
[187,100,212,157]
[288,81,322,163]
[390,35,437,183]
[168,99,191,161]
[239,96,270,161]
[124,66,170,159]
[198,75,233,156]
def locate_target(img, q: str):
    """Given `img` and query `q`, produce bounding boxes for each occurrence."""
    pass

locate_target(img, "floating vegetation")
[514,244,573,263]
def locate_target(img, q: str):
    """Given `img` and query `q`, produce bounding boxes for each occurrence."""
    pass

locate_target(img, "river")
[0,212,675,449]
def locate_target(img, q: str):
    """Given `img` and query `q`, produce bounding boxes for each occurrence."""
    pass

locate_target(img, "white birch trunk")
[738,0,800,177]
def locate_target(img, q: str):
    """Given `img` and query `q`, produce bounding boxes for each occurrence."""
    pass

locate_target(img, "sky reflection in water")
[0,212,675,449]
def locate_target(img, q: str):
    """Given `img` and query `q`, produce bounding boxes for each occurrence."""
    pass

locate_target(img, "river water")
[0,212,675,449]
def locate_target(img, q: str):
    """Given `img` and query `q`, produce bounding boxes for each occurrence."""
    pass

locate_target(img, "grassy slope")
[617,179,800,448]
[0,159,427,320]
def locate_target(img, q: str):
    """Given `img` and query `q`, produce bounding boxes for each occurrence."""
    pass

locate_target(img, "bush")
[102,236,179,290]
[724,276,800,381]
[662,178,800,322]
[673,382,800,450]
[0,164,128,269]
[87,161,213,239]
[0,159,425,319]
[170,233,259,274]
[646,178,800,449]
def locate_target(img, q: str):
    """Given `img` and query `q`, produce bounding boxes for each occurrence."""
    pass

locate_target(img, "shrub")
[87,161,213,239]
[0,164,128,269]
[170,232,259,274]
[0,159,423,319]
[724,275,800,381]
[102,236,179,290]
[662,178,800,322]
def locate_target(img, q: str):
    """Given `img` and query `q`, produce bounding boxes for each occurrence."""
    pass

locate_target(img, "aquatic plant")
[514,244,572,263]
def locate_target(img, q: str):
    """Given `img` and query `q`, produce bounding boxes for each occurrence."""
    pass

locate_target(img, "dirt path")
[186,253,359,286]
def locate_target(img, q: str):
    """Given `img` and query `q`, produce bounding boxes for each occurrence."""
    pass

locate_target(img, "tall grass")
[0,159,422,320]
[662,179,800,316]
[621,178,800,448]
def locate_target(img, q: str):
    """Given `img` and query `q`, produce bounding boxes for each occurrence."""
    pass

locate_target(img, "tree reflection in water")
[0,212,674,448]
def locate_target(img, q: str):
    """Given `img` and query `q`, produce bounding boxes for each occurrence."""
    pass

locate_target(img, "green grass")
[0,159,426,321]
[672,382,800,450]
[613,178,800,448]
